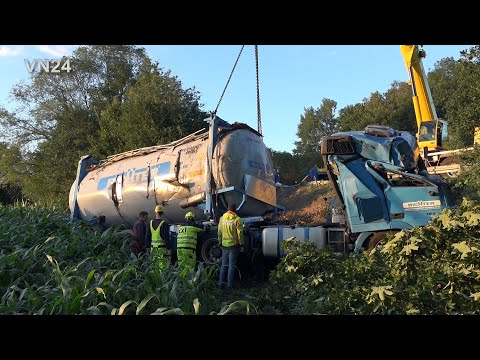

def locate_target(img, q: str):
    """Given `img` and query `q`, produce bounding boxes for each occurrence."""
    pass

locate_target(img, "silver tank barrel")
[69,121,277,227]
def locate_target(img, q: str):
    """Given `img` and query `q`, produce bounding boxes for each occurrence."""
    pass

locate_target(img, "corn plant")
[0,205,246,315]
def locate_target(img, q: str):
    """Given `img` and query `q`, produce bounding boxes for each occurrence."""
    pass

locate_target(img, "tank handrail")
[97,128,208,167]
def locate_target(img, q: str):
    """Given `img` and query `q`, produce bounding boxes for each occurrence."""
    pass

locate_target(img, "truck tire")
[198,236,222,265]
[366,231,398,250]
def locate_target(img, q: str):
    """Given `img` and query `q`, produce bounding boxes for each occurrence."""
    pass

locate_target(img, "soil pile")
[273,181,339,226]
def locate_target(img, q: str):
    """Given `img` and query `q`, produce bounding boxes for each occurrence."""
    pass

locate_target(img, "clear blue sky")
[0,45,471,152]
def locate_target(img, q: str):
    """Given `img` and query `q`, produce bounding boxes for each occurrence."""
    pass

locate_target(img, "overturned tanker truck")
[70,115,286,269]
[70,115,454,275]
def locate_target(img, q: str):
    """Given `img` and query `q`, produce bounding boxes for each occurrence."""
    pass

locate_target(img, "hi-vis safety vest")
[177,225,203,252]
[150,220,165,248]
[218,211,244,247]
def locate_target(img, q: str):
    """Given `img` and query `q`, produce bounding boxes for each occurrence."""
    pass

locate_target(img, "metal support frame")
[71,155,97,221]
[204,113,230,218]
[216,186,247,211]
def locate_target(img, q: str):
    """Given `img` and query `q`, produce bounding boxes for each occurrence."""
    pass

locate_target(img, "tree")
[382,81,416,133]
[293,98,338,167]
[317,98,338,136]
[337,103,366,132]
[269,149,311,185]
[1,46,147,145]
[0,143,24,204]
[92,59,207,157]
[337,81,415,134]
[0,46,208,205]
[428,48,480,148]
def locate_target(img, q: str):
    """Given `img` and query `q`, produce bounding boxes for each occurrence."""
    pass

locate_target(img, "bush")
[453,145,480,202]
[259,199,480,314]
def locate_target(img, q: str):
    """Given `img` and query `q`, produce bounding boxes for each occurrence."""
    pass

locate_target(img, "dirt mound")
[273,181,339,226]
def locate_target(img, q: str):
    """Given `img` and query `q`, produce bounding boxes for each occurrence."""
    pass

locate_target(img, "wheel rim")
[200,237,222,265]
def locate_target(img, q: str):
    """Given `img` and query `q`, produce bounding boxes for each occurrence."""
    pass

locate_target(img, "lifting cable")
[214,45,245,115]
[213,45,263,136]
[255,45,262,135]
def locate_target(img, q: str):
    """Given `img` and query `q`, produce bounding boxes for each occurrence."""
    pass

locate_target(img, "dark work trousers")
[218,246,240,289]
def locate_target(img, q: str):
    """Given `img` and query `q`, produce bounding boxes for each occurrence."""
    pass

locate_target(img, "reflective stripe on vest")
[150,220,165,248]
[177,225,202,251]
[219,214,240,247]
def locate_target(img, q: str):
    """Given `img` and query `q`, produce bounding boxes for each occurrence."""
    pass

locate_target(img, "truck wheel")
[199,237,222,265]
[366,231,397,250]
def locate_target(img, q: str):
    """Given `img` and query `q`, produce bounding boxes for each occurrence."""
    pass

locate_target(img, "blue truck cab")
[321,125,454,251]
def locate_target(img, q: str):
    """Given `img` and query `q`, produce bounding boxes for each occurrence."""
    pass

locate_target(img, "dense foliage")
[0,46,208,206]
[337,81,416,134]
[453,145,480,202]
[259,199,480,314]
[269,149,314,185]
[294,98,338,168]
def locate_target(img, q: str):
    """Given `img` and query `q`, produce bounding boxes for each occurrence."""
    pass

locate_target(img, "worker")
[176,211,205,274]
[274,168,280,184]
[145,205,170,271]
[218,203,244,290]
[310,165,319,185]
[132,210,148,256]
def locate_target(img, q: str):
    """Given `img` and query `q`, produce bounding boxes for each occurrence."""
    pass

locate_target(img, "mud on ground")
[272,181,340,226]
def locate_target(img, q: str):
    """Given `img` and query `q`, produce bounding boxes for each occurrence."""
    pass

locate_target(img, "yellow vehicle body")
[475,127,480,145]
[400,45,441,151]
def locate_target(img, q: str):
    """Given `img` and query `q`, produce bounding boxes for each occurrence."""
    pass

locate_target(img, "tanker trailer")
[70,115,283,264]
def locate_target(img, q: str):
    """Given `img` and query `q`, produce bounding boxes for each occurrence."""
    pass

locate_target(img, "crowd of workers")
[122,203,244,290]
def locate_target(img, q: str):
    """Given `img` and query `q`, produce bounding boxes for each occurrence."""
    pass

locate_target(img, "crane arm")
[400,45,440,151]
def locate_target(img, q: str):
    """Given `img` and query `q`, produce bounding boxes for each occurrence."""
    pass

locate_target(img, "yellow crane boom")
[400,45,443,151]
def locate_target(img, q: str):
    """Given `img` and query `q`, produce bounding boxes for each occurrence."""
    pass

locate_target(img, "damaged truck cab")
[321,125,454,251]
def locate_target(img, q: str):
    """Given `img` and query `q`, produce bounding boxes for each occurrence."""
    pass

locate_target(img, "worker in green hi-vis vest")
[176,212,206,274]
[145,205,171,271]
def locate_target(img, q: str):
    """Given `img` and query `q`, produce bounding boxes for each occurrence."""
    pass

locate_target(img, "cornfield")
[0,205,253,315]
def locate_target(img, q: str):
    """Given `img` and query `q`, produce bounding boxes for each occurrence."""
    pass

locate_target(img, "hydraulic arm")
[400,45,442,151]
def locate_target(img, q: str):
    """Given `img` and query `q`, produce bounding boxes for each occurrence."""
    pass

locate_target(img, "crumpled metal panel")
[332,129,419,171]
[244,174,276,207]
